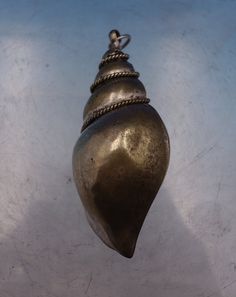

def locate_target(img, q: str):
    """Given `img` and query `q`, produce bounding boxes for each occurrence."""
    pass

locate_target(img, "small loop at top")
[109,32,131,51]
[117,34,131,50]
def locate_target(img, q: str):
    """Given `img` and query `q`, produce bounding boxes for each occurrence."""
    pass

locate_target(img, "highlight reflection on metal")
[72,30,170,258]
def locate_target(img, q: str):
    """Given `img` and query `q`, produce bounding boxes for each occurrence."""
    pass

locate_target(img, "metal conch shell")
[73,30,170,258]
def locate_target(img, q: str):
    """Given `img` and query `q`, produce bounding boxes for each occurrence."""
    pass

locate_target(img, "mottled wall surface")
[0,1,236,296]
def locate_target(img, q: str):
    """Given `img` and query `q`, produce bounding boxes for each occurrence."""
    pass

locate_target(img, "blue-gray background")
[0,1,236,296]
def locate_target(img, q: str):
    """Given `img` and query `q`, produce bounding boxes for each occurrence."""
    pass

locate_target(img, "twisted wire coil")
[90,71,139,93]
[81,97,150,132]
[99,53,129,68]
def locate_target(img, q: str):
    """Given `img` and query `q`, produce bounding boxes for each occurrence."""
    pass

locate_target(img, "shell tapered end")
[86,212,136,258]
[113,236,137,258]
[87,213,137,258]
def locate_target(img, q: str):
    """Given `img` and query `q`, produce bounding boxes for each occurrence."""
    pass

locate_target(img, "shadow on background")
[0,187,223,297]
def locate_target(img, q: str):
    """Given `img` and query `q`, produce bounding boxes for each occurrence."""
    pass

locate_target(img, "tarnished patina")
[72,30,170,258]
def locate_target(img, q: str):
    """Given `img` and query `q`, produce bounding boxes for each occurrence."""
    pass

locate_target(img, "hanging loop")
[109,30,131,51]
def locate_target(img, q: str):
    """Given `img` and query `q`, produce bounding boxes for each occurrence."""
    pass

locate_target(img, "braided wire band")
[90,71,139,93]
[81,97,150,132]
[99,53,129,68]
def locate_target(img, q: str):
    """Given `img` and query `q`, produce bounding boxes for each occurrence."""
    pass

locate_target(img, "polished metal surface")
[1,0,236,296]
[73,31,170,257]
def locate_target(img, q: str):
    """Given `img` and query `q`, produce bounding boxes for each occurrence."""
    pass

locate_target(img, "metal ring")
[109,34,131,50]
[116,34,131,50]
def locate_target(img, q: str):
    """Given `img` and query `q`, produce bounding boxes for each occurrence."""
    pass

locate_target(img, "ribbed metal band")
[99,53,129,68]
[81,97,150,132]
[90,71,139,93]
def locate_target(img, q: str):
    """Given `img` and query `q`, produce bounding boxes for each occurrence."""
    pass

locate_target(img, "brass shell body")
[73,33,170,258]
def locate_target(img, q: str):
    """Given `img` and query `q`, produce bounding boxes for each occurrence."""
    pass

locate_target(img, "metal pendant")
[72,30,170,258]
